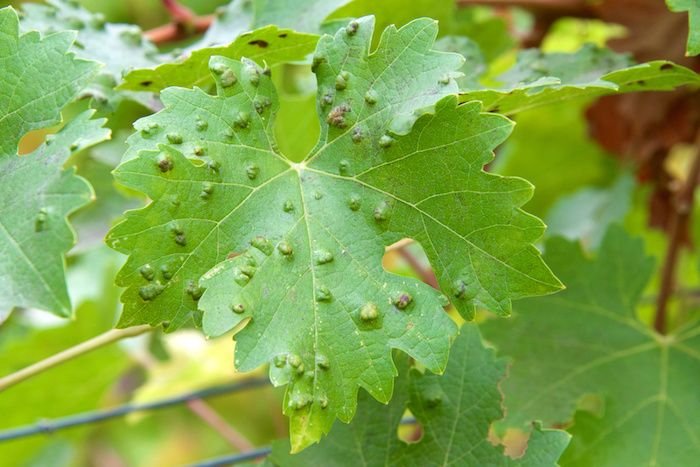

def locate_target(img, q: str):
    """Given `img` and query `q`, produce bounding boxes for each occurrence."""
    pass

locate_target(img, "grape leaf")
[330,0,514,61]
[269,325,570,465]
[0,111,110,317]
[665,0,700,56]
[460,45,700,115]
[20,0,160,111]
[435,35,486,89]
[188,0,349,50]
[481,226,700,466]
[255,0,353,33]
[20,0,159,79]
[119,0,347,94]
[107,16,561,449]
[119,26,319,93]
[194,0,255,49]
[545,173,634,249]
[0,6,108,317]
[0,6,98,158]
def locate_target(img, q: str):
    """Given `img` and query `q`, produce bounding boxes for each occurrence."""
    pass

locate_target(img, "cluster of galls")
[139,61,273,180]
[274,353,331,411]
[311,20,399,152]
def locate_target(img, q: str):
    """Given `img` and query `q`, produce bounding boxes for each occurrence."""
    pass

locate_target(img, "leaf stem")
[0,325,152,392]
[654,132,700,334]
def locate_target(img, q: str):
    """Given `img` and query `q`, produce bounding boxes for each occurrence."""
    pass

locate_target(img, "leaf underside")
[481,226,700,466]
[107,16,560,450]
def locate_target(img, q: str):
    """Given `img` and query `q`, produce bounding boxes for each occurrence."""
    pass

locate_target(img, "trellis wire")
[1,376,417,466]
[0,377,269,442]
[188,447,273,466]
[186,417,418,466]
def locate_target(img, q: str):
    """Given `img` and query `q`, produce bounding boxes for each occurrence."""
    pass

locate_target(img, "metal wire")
[0,377,269,442]
[186,417,419,466]
[187,447,273,466]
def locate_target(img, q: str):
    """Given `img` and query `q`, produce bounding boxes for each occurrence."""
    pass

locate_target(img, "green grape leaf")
[460,44,700,114]
[119,26,319,93]
[0,111,110,317]
[0,6,107,317]
[666,0,700,56]
[195,0,255,49]
[107,17,561,449]
[0,6,98,158]
[269,325,570,465]
[481,226,700,466]
[435,35,486,89]
[545,173,634,249]
[329,0,514,60]
[20,0,160,111]
[255,0,353,33]
[187,0,349,51]
[20,0,159,80]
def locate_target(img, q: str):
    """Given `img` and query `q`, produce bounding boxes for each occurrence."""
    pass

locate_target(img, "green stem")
[0,325,152,392]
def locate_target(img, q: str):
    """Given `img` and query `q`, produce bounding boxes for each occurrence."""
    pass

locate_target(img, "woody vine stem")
[654,131,700,334]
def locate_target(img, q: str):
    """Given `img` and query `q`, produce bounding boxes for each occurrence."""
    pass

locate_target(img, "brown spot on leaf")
[248,39,269,48]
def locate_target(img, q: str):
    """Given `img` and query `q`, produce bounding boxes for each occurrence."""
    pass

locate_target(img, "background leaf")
[269,325,570,466]
[460,45,700,115]
[481,227,700,466]
[665,0,700,56]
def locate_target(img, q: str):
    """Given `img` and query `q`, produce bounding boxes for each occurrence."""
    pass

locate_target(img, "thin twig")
[397,247,440,289]
[654,132,700,334]
[0,378,269,442]
[0,325,153,392]
[162,0,195,23]
[144,0,213,44]
[186,399,254,451]
[386,238,414,252]
[145,15,214,44]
